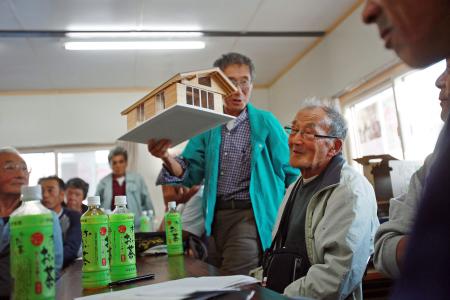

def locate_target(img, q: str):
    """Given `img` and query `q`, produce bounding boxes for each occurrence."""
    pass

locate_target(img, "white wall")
[0,5,402,218]
[268,5,399,124]
[0,88,269,218]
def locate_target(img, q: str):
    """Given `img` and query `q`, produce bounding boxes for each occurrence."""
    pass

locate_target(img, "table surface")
[56,255,292,299]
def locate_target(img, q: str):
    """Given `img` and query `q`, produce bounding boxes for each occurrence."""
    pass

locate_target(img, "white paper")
[75,275,259,300]
[119,104,235,146]
[389,160,422,197]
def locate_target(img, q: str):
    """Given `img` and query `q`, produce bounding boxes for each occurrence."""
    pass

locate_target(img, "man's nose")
[362,1,381,24]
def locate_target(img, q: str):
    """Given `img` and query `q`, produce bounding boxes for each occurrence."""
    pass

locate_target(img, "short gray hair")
[213,52,255,80]
[298,98,348,140]
[108,146,128,164]
[0,147,21,156]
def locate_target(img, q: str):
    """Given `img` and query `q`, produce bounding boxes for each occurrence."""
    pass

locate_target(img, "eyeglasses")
[2,162,31,175]
[284,126,340,141]
[229,78,251,90]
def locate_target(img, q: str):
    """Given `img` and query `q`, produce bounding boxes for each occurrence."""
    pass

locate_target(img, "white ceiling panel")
[0,1,21,29]
[234,37,315,84]
[0,0,359,91]
[249,0,356,30]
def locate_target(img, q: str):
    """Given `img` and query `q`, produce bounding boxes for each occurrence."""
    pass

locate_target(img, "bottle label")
[10,213,55,300]
[109,213,137,281]
[80,214,110,288]
[165,212,183,256]
[140,216,151,232]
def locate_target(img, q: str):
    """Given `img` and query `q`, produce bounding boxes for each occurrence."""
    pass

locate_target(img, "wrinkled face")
[66,187,85,211]
[222,64,253,117]
[110,154,127,177]
[362,0,450,67]
[0,153,29,196]
[288,108,339,179]
[41,179,64,213]
[436,58,450,122]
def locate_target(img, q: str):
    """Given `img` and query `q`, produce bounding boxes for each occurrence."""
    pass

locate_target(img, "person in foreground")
[373,58,450,278]
[148,52,299,274]
[254,100,379,299]
[0,147,63,298]
[363,0,450,298]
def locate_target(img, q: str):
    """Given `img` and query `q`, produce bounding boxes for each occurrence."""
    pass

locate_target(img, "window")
[186,86,193,105]
[21,147,112,197]
[343,60,446,162]
[137,103,145,123]
[185,86,215,110]
[156,92,165,112]
[198,76,211,87]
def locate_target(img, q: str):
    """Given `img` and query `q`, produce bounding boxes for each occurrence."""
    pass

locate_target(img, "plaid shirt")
[158,108,251,201]
[216,108,251,201]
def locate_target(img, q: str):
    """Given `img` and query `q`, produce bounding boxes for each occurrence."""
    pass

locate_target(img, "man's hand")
[147,139,172,159]
[396,235,409,269]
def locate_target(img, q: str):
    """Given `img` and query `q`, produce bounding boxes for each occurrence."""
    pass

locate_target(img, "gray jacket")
[95,172,153,228]
[373,154,433,278]
[273,157,379,300]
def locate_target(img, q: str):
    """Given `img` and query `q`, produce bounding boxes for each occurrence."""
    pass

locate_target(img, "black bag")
[262,179,310,293]
[262,246,309,293]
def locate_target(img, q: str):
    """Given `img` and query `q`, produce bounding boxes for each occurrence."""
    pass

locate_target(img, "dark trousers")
[207,208,262,275]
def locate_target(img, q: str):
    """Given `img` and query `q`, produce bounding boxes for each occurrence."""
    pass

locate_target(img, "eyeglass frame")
[284,126,340,140]
[229,78,252,90]
[2,162,32,175]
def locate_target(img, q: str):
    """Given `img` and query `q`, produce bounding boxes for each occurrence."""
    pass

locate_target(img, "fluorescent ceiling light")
[64,41,205,50]
[66,31,203,38]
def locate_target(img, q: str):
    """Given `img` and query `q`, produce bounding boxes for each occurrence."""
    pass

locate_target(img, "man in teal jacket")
[148,52,299,274]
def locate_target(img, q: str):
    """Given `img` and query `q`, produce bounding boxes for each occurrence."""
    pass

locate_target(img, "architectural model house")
[121,68,237,131]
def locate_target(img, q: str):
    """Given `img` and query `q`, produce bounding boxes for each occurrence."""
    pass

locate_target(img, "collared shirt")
[158,108,252,202]
[216,108,251,201]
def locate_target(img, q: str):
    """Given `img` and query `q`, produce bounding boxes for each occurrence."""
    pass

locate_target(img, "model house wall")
[122,68,236,131]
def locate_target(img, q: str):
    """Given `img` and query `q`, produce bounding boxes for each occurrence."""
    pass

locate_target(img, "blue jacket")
[96,171,154,228]
[179,103,299,249]
[60,207,82,268]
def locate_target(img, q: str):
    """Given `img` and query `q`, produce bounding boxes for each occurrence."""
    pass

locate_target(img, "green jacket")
[180,103,299,249]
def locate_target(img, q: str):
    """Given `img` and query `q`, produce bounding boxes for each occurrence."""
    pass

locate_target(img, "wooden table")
[56,255,291,299]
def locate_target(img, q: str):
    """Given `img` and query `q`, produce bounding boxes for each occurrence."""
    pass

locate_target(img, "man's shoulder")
[62,207,82,220]
[338,163,375,197]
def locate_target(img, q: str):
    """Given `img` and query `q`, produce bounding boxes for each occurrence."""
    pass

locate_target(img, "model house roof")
[121,67,237,115]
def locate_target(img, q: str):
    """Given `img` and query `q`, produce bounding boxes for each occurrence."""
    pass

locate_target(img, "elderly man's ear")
[328,139,343,157]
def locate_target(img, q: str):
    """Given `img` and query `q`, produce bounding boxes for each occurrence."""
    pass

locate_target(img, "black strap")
[270,178,303,252]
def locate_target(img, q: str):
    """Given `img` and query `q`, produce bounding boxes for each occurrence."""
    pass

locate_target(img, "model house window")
[198,76,211,87]
[193,88,200,106]
[207,92,214,110]
[156,92,165,112]
[186,86,215,110]
[137,103,145,122]
[342,59,445,163]
[186,86,193,105]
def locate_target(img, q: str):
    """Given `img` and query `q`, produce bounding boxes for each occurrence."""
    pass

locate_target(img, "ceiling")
[0,0,357,91]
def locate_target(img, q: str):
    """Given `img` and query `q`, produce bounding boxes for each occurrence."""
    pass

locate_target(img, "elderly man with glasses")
[148,52,299,275]
[0,147,63,298]
[256,100,379,299]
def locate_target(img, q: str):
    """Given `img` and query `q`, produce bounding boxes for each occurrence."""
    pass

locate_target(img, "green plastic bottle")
[165,201,183,256]
[80,196,110,289]
[139,211,151,233]
[109,196,137,281]
[10,185,55,300]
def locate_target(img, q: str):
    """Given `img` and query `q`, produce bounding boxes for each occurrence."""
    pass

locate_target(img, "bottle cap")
[168,201,177,210]
[114,196,127,206]
[87,196,101,206]
[142,211,148,216]
[21,185,42,201]
[148,209,154,217]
